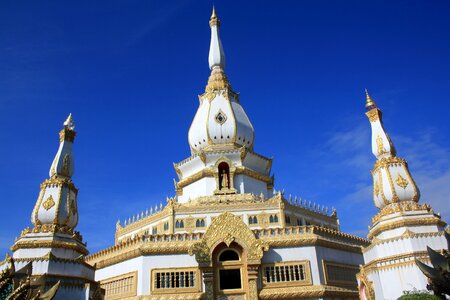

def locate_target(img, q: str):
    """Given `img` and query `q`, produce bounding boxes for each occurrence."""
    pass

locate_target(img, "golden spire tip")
[365,88,377,110]
[209,5,220,27]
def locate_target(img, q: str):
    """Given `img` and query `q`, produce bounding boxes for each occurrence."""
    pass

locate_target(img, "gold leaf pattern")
[43,195,55,210]
[395,174,409,189]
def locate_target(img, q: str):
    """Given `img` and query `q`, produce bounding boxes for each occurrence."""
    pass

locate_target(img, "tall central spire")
[208,6,226,70]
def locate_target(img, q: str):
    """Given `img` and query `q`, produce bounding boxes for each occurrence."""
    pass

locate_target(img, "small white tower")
[358,91,448,300]
[9,114,101,300]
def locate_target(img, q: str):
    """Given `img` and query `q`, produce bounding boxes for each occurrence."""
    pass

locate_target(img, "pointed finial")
[365,88,377,111]
[210,6,220,27]
[63,113,75,130]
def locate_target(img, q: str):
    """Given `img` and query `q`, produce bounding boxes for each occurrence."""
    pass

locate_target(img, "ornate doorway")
[213,242,247,299]
[189,212,269,300]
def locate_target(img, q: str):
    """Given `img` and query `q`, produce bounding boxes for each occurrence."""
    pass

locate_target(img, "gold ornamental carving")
[373,181,379,197]
[395,174,409,189]
[188,212,269,265]
[43,195,55,210]
[376,135,386,156]
[371,201,431,224]
[365,109,380,123]
[357,267,375,300]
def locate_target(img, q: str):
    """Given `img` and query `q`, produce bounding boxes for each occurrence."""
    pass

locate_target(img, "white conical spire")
[31,114,79,228]
[365,91,420,209]
[364,90,396,160]
[208,6,226,70]
[49,113,76,178]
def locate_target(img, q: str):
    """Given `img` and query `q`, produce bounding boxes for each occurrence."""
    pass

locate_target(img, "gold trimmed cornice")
[90,225,368,269]
[368,216,445,239]
[14,252,94,270]
[11,240,88,255]
[363,231,445,253]
[362,251,430,273]
[371,201,432,225]
[259,284,358,299]
[21,224,83,242]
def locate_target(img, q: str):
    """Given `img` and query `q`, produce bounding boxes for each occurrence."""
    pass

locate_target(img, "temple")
[0,7,448,300]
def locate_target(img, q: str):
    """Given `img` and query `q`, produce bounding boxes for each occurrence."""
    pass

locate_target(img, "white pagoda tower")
[7,115,101,299]
[358,91,448,300]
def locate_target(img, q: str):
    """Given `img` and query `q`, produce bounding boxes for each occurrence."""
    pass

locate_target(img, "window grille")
[152,268,199,293]
[262,261,311,287]
[100,272,136,300]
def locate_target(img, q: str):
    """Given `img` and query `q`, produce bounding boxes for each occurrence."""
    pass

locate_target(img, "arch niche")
[189,212,269,300]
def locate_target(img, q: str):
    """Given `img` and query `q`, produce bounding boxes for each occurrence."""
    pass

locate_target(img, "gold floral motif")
[396,174,409,189]
[43,195,55,210]
[376,135,386,156]
[374,181,379,197]
[365,109,380,123]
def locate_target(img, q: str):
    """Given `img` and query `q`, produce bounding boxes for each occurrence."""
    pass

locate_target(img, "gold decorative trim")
[11,240,88,255]
[371,201,431,225]
[378,170,389,205]
[43,195,55,210]
[363,231,444,253]
[365,109,380,123]
[368,216,445,239]
[362,251,430,272]
[402,162,420,201]
[357,266,375,300]
[89,225,368,270]
[189,212,269,265]
[20,224,83,242]
[385,167,399,202]
[259,284,358,299]
[395,174,409,189]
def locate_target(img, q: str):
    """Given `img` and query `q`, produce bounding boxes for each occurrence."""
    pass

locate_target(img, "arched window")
[180,220,184,228]
[253,216,258,224]
[175,220,180,228]
[219,250,239,262]
[270,214,278,223]
[196,219,205,228]
[218,162,230,190]
[248,216,253,224]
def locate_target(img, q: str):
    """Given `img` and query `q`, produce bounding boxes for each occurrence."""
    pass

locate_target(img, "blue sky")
[1,1,449,254]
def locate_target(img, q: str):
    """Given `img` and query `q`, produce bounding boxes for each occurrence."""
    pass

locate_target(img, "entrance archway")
[188,212,269,300]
